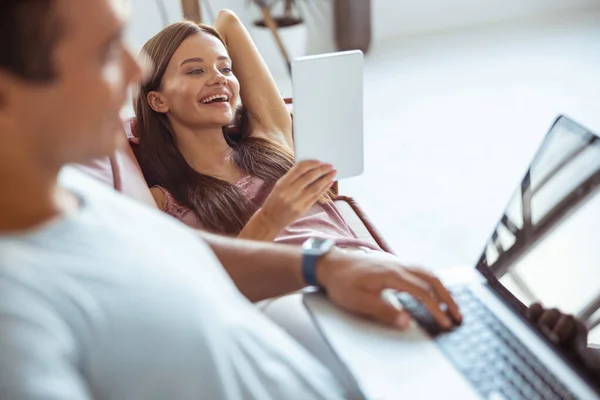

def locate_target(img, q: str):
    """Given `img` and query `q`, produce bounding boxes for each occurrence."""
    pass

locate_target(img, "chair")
[73,136,156,208]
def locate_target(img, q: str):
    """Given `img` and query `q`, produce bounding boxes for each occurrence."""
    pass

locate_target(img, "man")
[0,0,461,399]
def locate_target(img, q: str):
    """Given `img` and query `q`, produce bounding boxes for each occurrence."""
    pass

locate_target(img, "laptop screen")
[476,116,600,379]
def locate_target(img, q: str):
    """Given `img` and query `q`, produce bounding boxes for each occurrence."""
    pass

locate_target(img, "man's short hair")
[0,0,63,82]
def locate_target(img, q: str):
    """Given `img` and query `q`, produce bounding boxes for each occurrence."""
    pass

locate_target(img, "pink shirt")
[154,175,382,251]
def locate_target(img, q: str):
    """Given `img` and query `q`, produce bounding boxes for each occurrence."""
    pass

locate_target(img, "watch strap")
[301,250,320,287]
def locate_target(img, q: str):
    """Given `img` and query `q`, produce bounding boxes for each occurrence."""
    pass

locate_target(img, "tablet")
[291,50,364,180]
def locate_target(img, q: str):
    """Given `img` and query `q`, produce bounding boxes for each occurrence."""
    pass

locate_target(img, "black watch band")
[301,238,335,287]
[302,252,320,287]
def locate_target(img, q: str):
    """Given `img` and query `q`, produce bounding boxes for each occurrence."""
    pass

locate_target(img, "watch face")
[306,237,328,249]
[303,237,335,253]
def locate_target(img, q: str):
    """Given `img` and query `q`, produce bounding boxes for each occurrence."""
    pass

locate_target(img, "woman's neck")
[170,119,241,183]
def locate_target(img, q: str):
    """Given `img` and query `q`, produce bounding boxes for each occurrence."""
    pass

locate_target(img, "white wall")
[372,0,599,42]
[127,0,598,92]
[129,0,599,52]
[127,0,335,78]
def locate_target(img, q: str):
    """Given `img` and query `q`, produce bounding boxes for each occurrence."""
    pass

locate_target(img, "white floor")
[275,8,600,270]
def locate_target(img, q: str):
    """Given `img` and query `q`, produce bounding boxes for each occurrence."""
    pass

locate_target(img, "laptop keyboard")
[396,287,576,400]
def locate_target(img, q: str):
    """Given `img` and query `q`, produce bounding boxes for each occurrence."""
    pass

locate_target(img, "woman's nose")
[207,69,227,86]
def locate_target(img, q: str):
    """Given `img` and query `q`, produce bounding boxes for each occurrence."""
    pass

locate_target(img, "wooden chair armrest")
[335,195,395,255]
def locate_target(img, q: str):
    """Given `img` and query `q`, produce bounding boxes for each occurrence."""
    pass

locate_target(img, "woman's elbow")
[216,9,241,28]
[149,187,166,210]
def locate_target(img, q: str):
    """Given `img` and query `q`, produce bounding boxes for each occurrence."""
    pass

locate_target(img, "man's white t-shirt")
[0,168,345,400]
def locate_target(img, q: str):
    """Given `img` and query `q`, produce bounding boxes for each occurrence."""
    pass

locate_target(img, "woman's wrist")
[238,208,280,241]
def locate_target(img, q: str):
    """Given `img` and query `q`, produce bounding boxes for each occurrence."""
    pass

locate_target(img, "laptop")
[304,115,600,399]
[291,50,364,180]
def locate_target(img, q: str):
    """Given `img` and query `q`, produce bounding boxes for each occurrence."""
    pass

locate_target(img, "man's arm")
[198,230,305,301]
[198,230,462,330]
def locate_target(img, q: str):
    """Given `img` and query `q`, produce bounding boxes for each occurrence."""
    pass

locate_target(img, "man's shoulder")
[59,166,203,247]
[60,166,129,202]
[60,166,167,221]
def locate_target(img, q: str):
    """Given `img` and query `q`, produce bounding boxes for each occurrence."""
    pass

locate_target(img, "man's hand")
[200,230,460,329]
[526,303,587,349]
[317,250,462,330]
[526,303,600,373]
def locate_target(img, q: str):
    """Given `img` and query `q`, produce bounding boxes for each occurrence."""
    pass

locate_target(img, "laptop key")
[520,381,538,398]
[524,392,543,400]
[503,369,524,387]
[538,386,561,400]
[467,368,497,385]
[528,371,548,393]
[550,383,575,400]
[499,387,525,400]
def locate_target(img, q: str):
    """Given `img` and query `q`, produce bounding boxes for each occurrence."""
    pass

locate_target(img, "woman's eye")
[188,69,203,75]
[221,67,233,73]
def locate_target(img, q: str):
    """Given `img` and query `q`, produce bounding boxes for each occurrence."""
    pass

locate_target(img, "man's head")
[0,0,143,170]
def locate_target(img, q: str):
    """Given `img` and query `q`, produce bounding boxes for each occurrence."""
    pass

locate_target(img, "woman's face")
[149,33,240,129]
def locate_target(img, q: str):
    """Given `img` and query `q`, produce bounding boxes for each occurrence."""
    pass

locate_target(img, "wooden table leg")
[181,0,203,23]
[255,3,292,74]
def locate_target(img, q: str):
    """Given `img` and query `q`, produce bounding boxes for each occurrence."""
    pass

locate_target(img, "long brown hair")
[135,21,330,235]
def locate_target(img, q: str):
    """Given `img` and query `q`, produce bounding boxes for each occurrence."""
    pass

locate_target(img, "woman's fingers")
[264,161,335,224]
[275,160,325,189]
[288,163,336,198]
[297,170,337,205]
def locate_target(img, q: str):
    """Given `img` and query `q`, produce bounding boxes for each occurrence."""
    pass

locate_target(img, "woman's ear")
[147,91,169,113]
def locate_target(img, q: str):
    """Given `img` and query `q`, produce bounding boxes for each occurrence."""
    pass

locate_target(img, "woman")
[135,10,382,253]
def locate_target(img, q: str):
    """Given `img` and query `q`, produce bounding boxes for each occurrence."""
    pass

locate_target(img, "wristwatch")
[301,237,335,287]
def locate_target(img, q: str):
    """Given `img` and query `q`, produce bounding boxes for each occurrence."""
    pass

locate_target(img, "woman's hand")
[260,160,336,229]
[238,160,336,241]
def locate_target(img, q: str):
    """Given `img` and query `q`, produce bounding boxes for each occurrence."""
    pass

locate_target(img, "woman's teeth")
[200,94,229,104]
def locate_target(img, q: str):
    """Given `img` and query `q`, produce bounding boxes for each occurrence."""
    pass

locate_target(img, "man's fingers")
[384,273,453,329]
[538,308,561,331]
[526,303,544,323]
[528,306,582,346]
[408,268,462,324]
[352,293,412,330]
[553,314,576,343]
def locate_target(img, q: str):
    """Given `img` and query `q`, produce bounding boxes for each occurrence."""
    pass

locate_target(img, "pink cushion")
[73,124,156,208]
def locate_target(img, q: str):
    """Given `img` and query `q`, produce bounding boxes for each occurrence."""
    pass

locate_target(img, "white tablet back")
[291,50,364,180]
